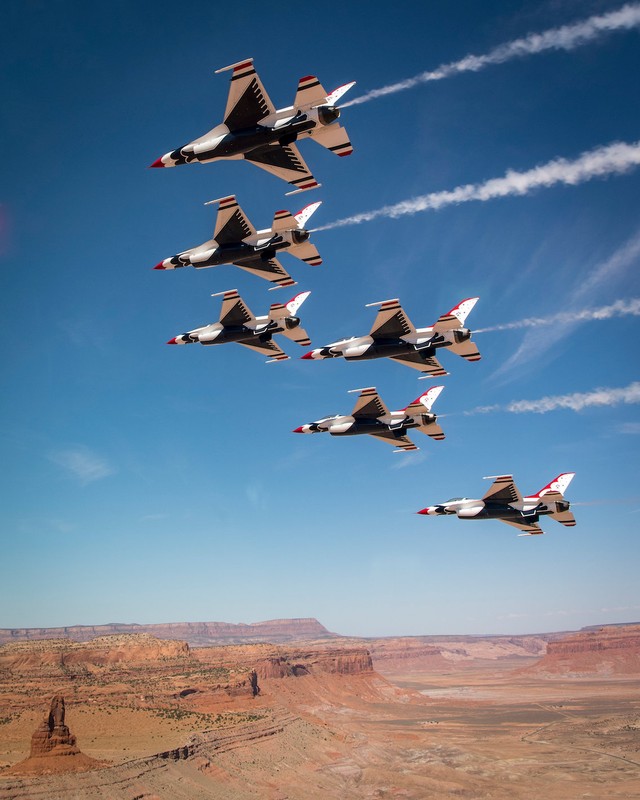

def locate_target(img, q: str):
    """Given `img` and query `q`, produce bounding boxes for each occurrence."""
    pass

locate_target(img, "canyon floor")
[0,631,638,799]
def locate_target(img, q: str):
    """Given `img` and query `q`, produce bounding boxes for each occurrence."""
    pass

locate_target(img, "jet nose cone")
[153,260,167,270]
[301,351,315,360]
[417,508,430,515]
[292,426,305,433]
[166,337,177,345]
[149,157,165,168]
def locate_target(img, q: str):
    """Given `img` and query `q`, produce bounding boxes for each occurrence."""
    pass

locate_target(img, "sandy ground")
[1,660,639,798]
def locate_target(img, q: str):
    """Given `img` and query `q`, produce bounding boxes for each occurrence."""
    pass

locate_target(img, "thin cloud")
[617,421,640,434]
[467,381,640,415]
[48,446,115,485]
[475,297,640,333]
[314,141,640,231]
[344,4,640,107]
[492,230,640,379]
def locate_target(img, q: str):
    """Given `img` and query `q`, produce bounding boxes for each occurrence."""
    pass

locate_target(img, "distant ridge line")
[0,618,337,647]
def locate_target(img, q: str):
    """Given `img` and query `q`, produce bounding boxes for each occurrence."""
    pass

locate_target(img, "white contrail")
[475,297,640,333]
[344,4,640,107]
[314,140,640,231]
[467,381,640,415]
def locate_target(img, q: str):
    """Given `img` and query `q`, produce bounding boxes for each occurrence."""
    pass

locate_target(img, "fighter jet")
[154,195,322,289]
[417,473,576,536]
[302,297,481,376]
[150,58,355,194]
[293,385,445,453]
[167,288,311,362]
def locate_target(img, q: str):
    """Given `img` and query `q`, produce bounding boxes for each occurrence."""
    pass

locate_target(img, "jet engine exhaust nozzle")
[318,106,340,125]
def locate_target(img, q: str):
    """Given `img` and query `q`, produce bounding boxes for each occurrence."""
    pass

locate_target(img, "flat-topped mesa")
[0,618,334,646]
[0,633,190,670]
[526,624,640,676]
[30,695,78,758]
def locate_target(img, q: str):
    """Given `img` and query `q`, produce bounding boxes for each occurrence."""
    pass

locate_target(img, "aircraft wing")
[212,196,255,245]
[221,59,275,130]
[233,256,296,288]
[389,352,448,376]
[216,289,253,327]
[368,300,416,340]
[237,338,289,362]
[482,475,524,506]
[499,519,544,536]
[349,387,390,420]
[368,430,418,452]
[244,142,320,194]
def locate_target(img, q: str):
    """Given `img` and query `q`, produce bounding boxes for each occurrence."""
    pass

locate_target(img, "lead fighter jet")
[302,297,481,376]
[167,289,311,363]
[154,195,322,288]
[417,473,576,536]
[293,386,445,453]
[150,58,355,194]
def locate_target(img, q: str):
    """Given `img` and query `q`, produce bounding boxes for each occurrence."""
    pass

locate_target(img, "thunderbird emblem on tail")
[150,58,355,194]
[167,289,311,363]
[302,297,481,376]
[154,195,322,289]
[294,386,445,453]
[418,473,576,535]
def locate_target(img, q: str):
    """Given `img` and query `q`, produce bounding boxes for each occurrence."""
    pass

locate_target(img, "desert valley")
[0,620,638,799]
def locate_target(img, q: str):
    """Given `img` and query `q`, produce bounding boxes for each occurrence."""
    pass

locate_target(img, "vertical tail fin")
[294,201,322,228]
[405,385,444,414]
[532,472,576,500]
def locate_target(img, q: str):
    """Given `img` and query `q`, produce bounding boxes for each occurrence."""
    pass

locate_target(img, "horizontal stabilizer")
[271,208,296,233]
[422,422,445,441]
[289,240,322,266]
[448,338,481,362]
[280,325,311,347]
[294,75,329,110]
[551,509,576,527]
[311,123,353,157]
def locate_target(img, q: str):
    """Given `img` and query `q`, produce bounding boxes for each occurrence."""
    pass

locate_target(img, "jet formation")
[294,386,445,452]
[151,58,355,194]
[153,56,577,538]
[168,289,311,363]
[154,195,322,288]
[302,297,481,376]
[418,473,576,536]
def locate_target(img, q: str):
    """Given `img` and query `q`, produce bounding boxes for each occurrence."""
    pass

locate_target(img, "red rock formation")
[0,618,333,646]
[30,695,78,757]
[254,648,373,680]
[526,624,640,676]
[7,695,100,775]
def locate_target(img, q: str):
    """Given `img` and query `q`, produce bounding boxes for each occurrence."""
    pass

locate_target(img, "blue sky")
[1,0,639,637]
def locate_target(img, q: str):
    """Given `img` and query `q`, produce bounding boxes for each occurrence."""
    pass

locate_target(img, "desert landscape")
[0,620,638,799]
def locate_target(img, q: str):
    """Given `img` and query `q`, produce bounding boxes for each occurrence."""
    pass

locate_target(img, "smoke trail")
[474,297,640,333]
[467,381,640,415]
[344,4,640,107]
[314,141,640,231]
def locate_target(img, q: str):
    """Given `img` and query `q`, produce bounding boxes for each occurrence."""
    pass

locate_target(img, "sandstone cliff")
[525,624,640,676]
[0,618,332,647]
